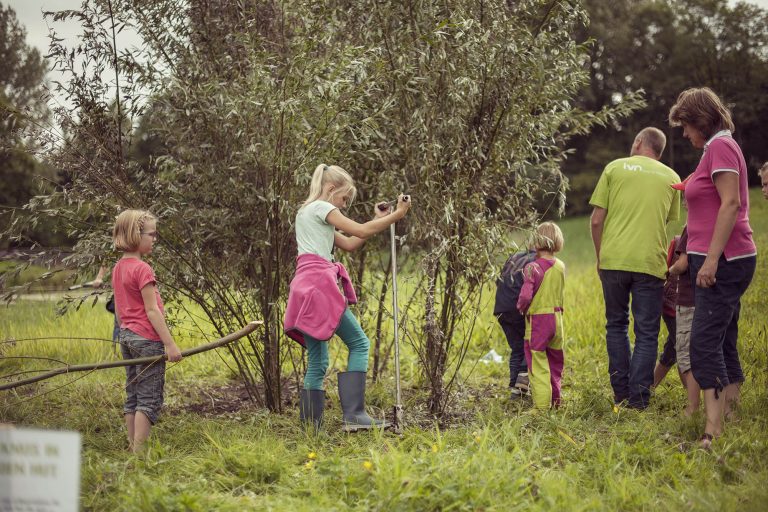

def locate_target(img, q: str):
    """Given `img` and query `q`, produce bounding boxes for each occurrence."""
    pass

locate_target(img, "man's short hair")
[759,161,768,178]
[635,127,667,158]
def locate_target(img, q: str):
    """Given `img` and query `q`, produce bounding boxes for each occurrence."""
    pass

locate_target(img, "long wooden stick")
[0,321,263,392]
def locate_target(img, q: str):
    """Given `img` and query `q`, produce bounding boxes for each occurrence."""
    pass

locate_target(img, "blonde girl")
[112,209,181,451]
[516,222,566,410]
[284,164,411,430]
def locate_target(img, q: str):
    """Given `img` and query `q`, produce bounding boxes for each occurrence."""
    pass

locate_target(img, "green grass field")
[1,190,767,511]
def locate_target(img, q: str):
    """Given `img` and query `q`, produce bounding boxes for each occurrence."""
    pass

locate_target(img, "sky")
[11,0,144,61]
[7,0,768,109]
[9,0,143,114]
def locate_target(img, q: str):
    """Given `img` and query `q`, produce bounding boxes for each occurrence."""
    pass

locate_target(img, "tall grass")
[1,190,766,511]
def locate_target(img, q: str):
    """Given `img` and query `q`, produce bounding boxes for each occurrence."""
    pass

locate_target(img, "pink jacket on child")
[284,253,358,347]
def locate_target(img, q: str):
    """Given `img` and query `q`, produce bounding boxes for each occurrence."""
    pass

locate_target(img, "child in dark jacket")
[494,248,537,400]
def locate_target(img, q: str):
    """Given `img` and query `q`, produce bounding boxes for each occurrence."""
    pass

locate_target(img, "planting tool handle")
[391,223,402,410]
[68,280,107,291]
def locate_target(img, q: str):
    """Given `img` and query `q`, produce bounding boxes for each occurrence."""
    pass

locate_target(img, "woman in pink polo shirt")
[668,87,756,449]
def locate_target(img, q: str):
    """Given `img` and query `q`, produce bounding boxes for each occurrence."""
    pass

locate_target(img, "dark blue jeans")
[600,270,664,409]
[497,311,528,387]
[688,254,755,392]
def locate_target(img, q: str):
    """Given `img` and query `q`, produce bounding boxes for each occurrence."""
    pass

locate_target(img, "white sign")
[0,428,81,512]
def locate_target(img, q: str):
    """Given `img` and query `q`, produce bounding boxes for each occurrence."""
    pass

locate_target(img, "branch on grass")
[0,321,263,392]
[0,337,116,346]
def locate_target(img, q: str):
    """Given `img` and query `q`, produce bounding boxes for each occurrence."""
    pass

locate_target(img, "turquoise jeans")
[303,308,370,390]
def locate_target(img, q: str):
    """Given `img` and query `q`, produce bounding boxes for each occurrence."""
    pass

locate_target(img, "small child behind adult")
[667,176,700,415]
[516,222,566,411]
[668,224,699,415]
[112,210,182,452]
[759,161,768,200]
[494,247,536,400]
[651,237,683,388]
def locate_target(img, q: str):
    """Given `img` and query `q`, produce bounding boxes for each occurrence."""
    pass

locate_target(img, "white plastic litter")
[479,349,503,364]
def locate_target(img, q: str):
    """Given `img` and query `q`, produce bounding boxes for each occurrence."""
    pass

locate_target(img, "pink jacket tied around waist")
[284,253,358,347]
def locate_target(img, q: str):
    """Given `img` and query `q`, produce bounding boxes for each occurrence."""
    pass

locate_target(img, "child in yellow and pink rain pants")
[517,222,566,410]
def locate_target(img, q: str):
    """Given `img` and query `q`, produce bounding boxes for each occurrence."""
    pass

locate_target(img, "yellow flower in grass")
[304,460,315,470]
[613,405,620,414]
[362,460,374,471]
[431,444,439,453]
[307,452,317,460]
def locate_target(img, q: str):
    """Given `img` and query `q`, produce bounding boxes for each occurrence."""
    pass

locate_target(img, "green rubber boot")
[299,389,325,429]
[337,371,390,432]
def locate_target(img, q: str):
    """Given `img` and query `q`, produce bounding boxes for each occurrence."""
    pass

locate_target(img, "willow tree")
[6,0,389,412]
[140,2,390,411]
[319,0,644,415]
[6,0,642,416]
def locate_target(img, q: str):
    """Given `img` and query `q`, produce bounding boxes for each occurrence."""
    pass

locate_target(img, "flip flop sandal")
[699,432,714,450]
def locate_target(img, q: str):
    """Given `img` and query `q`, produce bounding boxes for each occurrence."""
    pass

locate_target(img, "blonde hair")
[302,164,357,207]
[113,209,157,251]
[533,221,564,252]
[759,161,768,178]
[668,87,735,139]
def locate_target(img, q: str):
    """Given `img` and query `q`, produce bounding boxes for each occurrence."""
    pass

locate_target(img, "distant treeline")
[563,0,768,214]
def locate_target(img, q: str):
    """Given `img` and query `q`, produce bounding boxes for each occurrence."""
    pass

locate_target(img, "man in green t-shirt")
[589,127,681,409]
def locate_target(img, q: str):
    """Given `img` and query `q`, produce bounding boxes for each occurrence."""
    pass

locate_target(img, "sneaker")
[514,372,529,393]
[510,387,524,401]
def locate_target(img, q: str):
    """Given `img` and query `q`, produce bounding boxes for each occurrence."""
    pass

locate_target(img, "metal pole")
[391,222,404,433]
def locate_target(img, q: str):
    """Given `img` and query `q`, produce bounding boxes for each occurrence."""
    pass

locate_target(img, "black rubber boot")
[299,389,325,429]
[337,371,390,432]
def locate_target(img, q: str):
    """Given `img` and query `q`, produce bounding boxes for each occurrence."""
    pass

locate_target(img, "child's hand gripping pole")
[376,194,411,214]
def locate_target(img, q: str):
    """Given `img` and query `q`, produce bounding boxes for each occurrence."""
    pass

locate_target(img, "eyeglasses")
[141,231,159,239]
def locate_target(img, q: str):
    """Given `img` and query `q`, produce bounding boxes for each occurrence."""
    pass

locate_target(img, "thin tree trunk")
[424,256,444,415]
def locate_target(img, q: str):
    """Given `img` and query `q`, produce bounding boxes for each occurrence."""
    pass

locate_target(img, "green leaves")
[319,0,636,415]
[6,0,640,414]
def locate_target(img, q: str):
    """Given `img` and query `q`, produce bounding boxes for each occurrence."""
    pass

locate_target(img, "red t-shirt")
[112,257,165,341]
